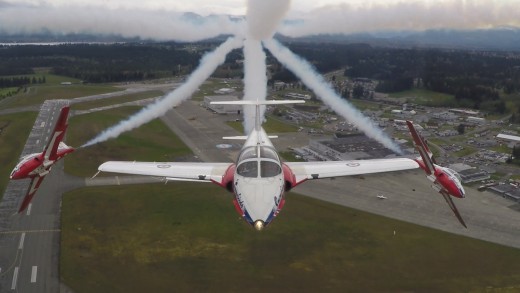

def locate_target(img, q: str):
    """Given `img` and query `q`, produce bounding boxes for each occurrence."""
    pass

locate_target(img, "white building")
[466,116,485,124]
[204,95,241,114]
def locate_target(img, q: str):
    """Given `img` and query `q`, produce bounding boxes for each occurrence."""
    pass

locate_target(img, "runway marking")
[18,233,25,250]
[0,229,61,235]
[26,203,32,216]
[11,267,19,290]
[31,266,37,283]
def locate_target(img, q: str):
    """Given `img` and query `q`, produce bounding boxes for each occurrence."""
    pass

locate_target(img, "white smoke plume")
[242,39,267,134]
[264,38,403,154]
[81,36,244,147]
[280,1,520,37]
[246,0,291,40]
[241,0,291,133]
[0,4,244,42]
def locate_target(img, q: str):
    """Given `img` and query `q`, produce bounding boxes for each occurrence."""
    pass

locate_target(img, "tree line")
[269,42,520,114]
[2,41,520,114]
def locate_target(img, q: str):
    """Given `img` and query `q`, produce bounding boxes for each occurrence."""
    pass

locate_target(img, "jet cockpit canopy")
[236,146,281,178]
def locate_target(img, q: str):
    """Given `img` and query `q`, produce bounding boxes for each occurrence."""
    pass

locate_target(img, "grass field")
[71,90,164,110]
[2,84,121,109]
[65,107,191,177]
[0,73,121,109]
[192,78,242,101]
[226,116,298,134]
[61,183,520,293]
[389,88,456,107]
[0,112,38,198]
[349,98,383,111]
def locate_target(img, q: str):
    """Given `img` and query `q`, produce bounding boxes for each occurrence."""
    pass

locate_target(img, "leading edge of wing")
[285,158,420,181]
[98,161,233,182]
[18,176,46,213]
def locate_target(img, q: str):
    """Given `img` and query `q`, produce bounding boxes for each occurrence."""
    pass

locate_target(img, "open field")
[6,84,121,108]
[65,107,191,177]
[0,87,18,98]
[226,116,298,134]
[0,112,38,197]
[389,88,455,107]
[61,183,520,293]
[192,78,242,101]
[349,98,383,111]
[0,74,121,109]
[71,90,164,110]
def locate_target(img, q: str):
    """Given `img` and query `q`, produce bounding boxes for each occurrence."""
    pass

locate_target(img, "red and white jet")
[406,120,467,228]
[10,106,74,213]
[98,100,427,230]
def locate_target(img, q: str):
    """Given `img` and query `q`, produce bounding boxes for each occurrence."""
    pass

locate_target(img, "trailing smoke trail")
[247,0,291,40]
[242,39,267,134]
[263,38,403,154]
[242,0,290,133]
[81,36,243,148]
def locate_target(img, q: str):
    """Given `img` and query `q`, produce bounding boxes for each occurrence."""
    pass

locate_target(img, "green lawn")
[71,90,164,110]
[226,116,298,134]
[0,74,121,109]
[279,151,305,162]
[349,98,383,111]
[454,145,478,157]
[13,85,120,108]
[0,87,19,97]
[192,78,243,101]
[65,107,191,177]
[0,112,38,198]
[61,184,520,293]
[389,88,456,107]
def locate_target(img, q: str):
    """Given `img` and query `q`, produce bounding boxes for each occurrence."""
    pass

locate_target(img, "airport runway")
[0,100,70,292]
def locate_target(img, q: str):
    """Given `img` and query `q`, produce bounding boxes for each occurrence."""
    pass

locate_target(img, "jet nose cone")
[254,220,265,231]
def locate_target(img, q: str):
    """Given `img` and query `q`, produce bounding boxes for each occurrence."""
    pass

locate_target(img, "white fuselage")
[233,128,285,230]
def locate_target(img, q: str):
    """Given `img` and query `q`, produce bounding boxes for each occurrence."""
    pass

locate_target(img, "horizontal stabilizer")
[223,135,278,140]
[211,100,305,105]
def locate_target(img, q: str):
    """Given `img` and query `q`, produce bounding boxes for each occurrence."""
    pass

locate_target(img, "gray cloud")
[0,4,245,41]
[280,0,520,37]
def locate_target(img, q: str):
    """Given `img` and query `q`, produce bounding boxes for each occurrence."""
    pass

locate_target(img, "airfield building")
[204,95,241,115]
[309,133,400,160]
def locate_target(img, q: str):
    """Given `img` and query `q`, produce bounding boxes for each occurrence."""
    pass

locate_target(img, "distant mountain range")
[1,11,520,51]
[287,28,520,51]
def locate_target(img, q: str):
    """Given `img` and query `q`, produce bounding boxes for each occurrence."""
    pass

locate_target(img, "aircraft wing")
[285,158,419,183]
[18,176,46,213]
[43,106,70,161]
[440,190,467,228]
[406,121,435,175]
[98,161,233,183]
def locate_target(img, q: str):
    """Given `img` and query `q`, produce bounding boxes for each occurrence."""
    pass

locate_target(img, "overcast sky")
[2,0,405,15]
[1,0,519,41]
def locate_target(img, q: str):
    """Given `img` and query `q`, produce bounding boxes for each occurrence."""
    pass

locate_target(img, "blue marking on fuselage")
[243,209,254,224]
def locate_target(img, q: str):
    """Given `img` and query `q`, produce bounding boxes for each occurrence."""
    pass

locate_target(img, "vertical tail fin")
[43,106,71,161]
[406,121,436,175]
